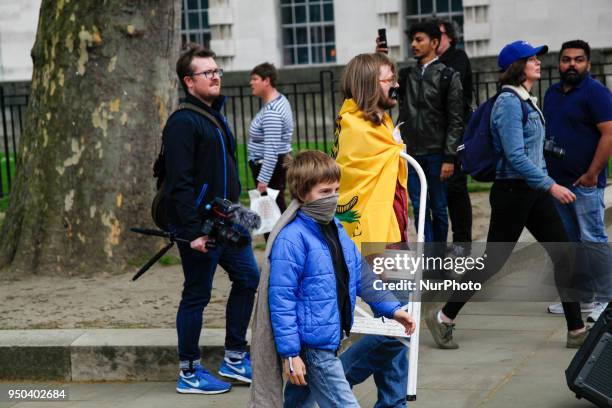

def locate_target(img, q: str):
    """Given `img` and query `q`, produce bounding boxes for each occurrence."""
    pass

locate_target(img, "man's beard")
[560,68,587,86]
[379,96,396,111]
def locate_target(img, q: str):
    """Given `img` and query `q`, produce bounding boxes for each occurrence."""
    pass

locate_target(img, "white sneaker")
[586,302,607,323]
[547,302,595,314]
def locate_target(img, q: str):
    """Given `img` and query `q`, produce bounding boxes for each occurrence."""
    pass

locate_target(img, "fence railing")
[0,86,28,199]
[1,63,611,196]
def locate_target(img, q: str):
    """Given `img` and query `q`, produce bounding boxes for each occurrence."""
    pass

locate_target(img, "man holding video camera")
[164,43,259,395]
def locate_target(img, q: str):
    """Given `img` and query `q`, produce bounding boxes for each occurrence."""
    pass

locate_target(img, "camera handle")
[130,227,218,281]
[132,241,175,281]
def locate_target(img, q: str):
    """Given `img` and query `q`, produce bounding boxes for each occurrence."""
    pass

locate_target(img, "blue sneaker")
[218,353,252,383]
[176,366,231,394]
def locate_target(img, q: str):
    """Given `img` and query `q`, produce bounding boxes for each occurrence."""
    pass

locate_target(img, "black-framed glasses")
[191,69,224,79]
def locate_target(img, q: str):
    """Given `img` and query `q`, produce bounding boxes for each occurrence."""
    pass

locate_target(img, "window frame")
[281,0,336,66]
[406,0,464,50]
[181,0,211,48]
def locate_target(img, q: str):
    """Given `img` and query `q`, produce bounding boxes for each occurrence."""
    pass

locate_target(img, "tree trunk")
[0,0,182,275]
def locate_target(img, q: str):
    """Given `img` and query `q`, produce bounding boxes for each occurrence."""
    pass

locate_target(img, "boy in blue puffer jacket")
[268,151,415,408]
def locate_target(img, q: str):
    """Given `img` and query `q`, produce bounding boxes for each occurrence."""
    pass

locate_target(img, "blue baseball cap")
[498,40,548,71]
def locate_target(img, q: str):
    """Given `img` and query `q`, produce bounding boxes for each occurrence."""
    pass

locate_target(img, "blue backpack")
[457,88,529,182]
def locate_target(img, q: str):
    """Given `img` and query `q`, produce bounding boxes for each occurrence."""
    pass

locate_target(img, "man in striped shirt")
[248,62,294,212]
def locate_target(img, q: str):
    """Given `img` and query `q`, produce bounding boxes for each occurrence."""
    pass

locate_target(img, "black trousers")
[447,161,472,244]
[442,179,584,331]
[248,153,289,212]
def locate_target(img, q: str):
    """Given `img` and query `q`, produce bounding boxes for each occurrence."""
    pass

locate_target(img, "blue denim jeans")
[174,235,260,362]
[407,154,449,245]
[284,348,360,408]
[284,336,408,408]
[554,186,612,302]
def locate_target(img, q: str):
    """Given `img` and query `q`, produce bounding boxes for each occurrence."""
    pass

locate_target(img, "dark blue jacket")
[269,212,401,358]
[163,94,240,240]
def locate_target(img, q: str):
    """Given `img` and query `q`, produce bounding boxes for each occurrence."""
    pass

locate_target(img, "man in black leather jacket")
[396,21,464,248]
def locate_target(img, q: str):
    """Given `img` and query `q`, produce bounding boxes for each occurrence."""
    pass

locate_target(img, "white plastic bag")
[249,188,282,235]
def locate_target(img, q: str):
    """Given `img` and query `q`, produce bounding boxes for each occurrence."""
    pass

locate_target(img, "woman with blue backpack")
[425,41,588,350]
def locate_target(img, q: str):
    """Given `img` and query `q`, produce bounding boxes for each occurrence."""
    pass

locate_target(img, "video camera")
[200,197,261,247]
[130,198,261,281]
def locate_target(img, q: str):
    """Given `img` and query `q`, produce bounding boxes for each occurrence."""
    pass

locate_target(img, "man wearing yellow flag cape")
[330,52,411,408]
[332,53,409,250]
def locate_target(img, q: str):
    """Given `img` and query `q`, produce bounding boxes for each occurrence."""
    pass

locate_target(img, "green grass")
[127,254,181,269]
[0,152,609,218]
[158,254,181,266]
[0,152,15,213]
[467,178,493,193]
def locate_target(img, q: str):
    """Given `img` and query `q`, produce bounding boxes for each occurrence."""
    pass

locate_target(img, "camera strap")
[177,102,230,143]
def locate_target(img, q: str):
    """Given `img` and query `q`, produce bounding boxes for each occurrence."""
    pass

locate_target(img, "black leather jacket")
[397,60,464,162]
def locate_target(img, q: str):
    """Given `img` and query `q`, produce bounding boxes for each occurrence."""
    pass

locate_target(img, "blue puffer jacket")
[269,211,401,358]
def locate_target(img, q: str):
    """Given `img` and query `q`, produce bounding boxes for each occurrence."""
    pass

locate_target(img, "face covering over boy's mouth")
[301,194,339,224]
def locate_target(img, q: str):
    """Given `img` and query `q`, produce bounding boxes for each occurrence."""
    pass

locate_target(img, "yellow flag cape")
[332,98,408,252]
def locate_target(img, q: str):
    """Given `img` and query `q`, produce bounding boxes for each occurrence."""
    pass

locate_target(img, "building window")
[281,0,336,65]
[406,0,464,49]
[181,0,211,47]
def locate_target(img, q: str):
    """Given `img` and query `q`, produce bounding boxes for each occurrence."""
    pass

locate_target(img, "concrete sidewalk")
[0,302,598,407]
[1,188,610,407]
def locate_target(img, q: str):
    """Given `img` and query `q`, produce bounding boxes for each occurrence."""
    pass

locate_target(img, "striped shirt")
[248,93,294,184]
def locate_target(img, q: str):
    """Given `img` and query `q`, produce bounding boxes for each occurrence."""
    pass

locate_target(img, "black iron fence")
[0,85,28,199]
[1,63,611,195]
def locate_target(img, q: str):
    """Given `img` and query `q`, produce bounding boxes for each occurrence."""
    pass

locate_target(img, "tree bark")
[0,0,182,275]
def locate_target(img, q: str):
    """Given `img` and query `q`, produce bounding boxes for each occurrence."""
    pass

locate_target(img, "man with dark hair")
[379,21,464,253]
[250,62,278,87]
[165,43,259,394]
[434,19,473,256]
[544,39,612,322]
[248,62,293,216]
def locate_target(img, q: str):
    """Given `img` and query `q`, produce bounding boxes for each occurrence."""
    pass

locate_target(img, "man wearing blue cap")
[543,40,612,322]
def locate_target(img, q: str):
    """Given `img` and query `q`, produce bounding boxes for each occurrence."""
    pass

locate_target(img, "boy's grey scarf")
[300,194,339,224]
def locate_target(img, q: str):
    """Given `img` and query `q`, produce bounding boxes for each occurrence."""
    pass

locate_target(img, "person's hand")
[375,37,388,54]
[283,356,307,386]
[190,236,210,253]
[393,309,416,336]
[573,172,597,188]
[549,183,576,204]
[440,163,454,181]
[257,181,268,193]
